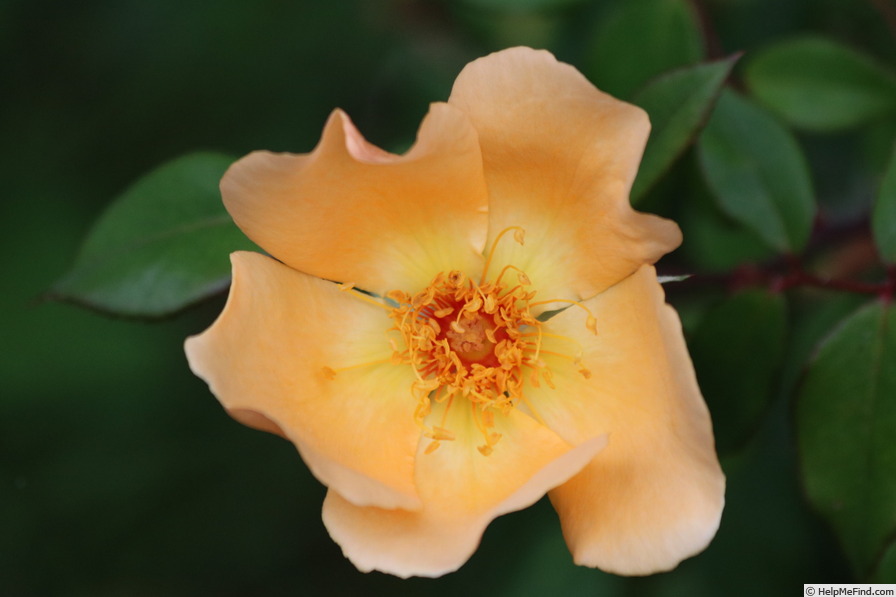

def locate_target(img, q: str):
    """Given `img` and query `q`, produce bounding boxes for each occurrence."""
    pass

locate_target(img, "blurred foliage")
[797,301,896,579]
[698,89,816,254]
[50,153,256,317]
[584,0,705,99]
[745,36,896,132]
[631,55,736,202]
[875,145,896,264]
[689,289,787,454]
[4,0,896,595]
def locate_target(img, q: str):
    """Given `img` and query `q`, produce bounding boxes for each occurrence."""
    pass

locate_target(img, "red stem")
[775,270,889,295]
[667,260,893,301]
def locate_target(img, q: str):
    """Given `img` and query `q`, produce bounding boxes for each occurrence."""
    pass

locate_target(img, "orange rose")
[185,47,724,578]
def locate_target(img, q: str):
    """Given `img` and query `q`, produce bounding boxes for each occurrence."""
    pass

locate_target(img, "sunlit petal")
[449,47,681,301]
[527,266,724,574]
[185,251,422,510]
[221,103,489,295]
[322,405,606,578]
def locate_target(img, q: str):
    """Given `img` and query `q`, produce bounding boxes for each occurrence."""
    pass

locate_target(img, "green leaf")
[585,0,704,99]
[51,153,256,318]
[745,36,896,132]
[698,89,816,254]
[873,144,896,265]
[778,291,867,399]
[631,56,738,203]
[689,290,787,453]
[797,301,896,578]
[873,539,896,583]
[679,166,776,272]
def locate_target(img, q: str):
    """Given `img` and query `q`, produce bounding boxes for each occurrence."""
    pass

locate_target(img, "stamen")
[529,298,598,334]
[470,401,488,437]
[536,349,582,362]
[494,264,530,286]
[438,395,455,428]
[522,331,580,343]
[430,426,455,441]
[480,226,526,285]
[415,391,431,414]
[529,368,540,388]
[530,325,543,362]
[338,284,392,311]
[321,357,394,379]
[516,390,547,426]
[383,245,580,457]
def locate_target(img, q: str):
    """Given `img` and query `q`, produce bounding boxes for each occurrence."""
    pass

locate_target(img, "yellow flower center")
[327,226,595,456]
[384,263,544,455]
[444,314,496,364]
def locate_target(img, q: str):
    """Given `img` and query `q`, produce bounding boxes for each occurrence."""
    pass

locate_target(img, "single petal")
[528,266,724,574]
[449,47,681,300]
[185,251,422,510]
[322,403,607,578]
[221,103,489,296]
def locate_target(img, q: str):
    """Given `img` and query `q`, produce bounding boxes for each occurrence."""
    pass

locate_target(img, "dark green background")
[3,0,890,595]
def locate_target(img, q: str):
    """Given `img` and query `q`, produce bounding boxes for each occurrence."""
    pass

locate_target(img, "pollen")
[444,315,496,363]
[384,263,541,455]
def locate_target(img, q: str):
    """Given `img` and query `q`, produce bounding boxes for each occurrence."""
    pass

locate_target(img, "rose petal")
[449,47,681,300]
[322,404,607,578]
[185,251,423,510]
[528,266,724,574]
[220,103,489,296]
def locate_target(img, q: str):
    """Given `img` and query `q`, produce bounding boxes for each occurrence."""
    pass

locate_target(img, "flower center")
[384,265,548,456]
[326,226,596,456]
[443,314,497,365]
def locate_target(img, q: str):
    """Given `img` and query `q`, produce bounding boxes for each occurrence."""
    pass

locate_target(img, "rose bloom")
[185,47,724,578]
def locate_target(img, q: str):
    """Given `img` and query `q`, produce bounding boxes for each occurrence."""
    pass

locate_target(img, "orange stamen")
[494,264,530,287]
[379,228,590,457]
[480,226,526,285]
[337,283,392,311]
[529,298,598,334]
[321,357,394,378]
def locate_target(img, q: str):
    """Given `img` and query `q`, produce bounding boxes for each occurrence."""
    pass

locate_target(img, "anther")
[430,426,455,441]
[586,315,598,335]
